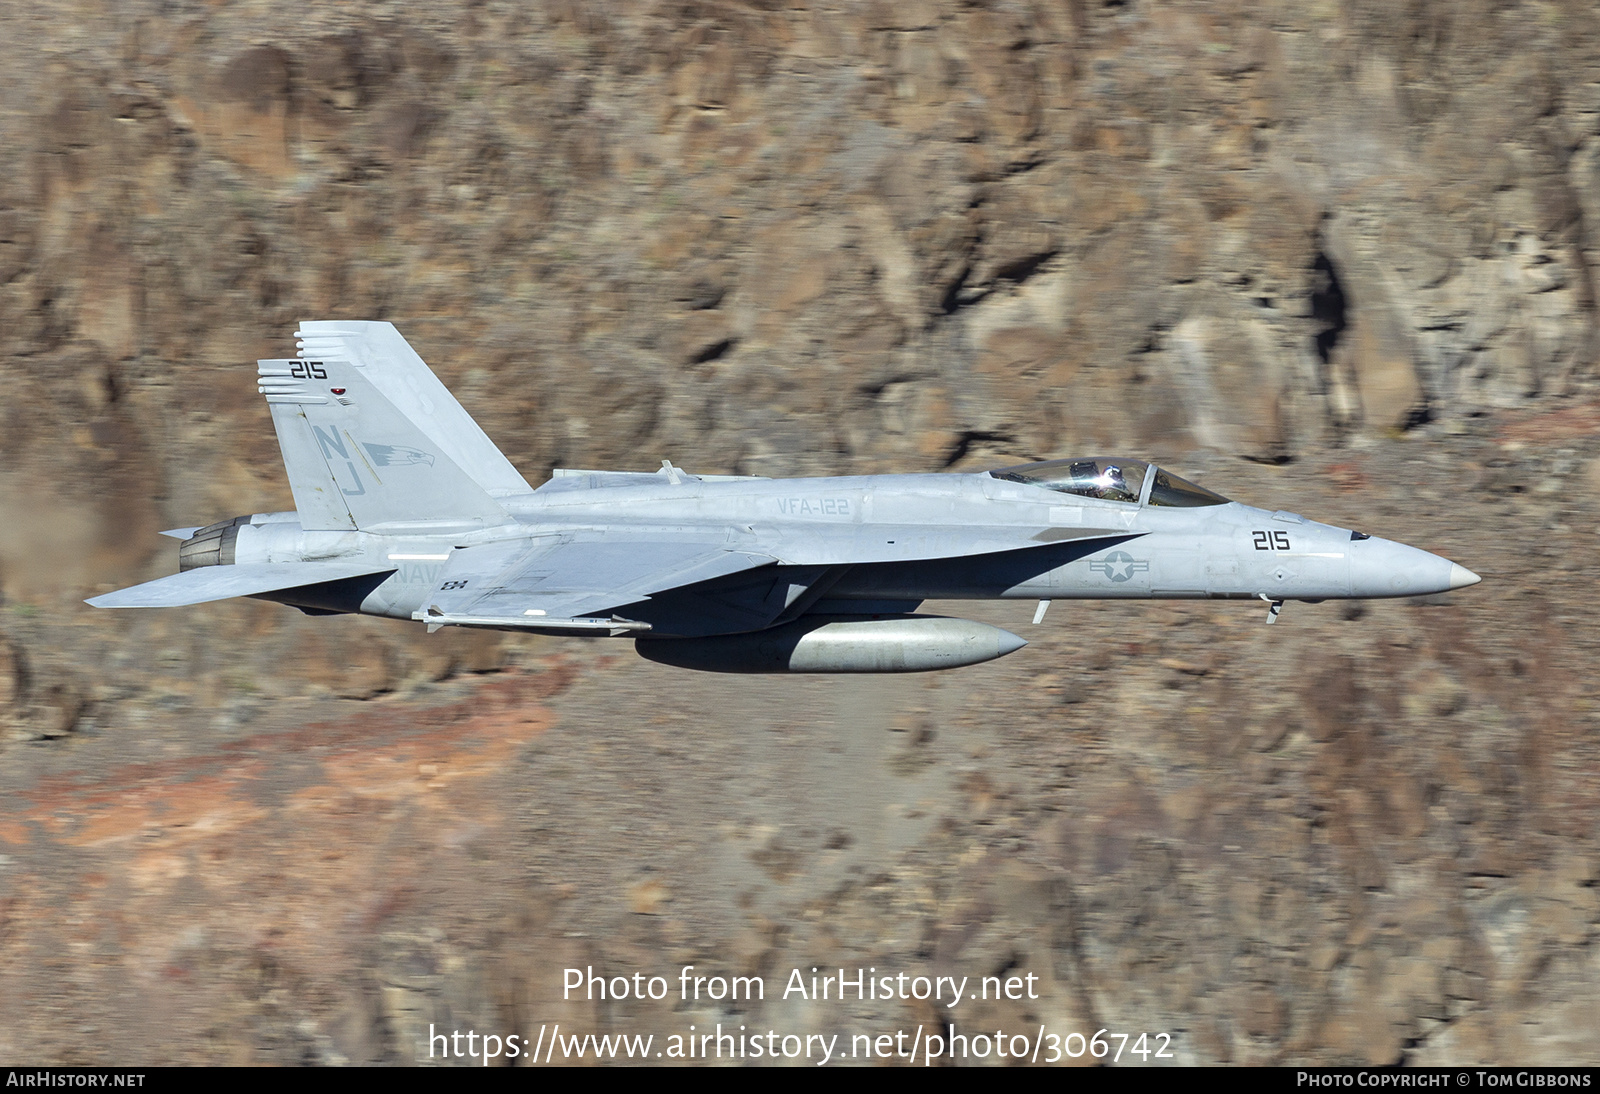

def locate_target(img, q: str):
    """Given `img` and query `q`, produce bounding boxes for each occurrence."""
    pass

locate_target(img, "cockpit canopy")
[991,457,1147,502]
[989,458,1230,507]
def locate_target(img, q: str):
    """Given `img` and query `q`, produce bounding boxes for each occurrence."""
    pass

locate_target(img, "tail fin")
[259,322,531,532]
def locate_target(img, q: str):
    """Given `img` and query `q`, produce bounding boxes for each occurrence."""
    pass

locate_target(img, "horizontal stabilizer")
[87,562,395,608]
[159,527,202,540]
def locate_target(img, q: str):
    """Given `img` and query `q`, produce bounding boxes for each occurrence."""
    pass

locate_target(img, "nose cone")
[1348,537,1480,598]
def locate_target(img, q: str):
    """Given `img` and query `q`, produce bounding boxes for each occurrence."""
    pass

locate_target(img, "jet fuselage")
[216,468,1473,629]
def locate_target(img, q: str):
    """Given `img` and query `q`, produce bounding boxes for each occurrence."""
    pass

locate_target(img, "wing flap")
[87,562,396,608]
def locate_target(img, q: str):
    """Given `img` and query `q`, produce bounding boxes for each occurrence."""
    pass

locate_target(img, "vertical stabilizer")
[293,322,531,498]
[259,322,524,530]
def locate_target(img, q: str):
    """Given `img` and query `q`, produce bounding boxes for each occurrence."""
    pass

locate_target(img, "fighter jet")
[88,322,1481,672]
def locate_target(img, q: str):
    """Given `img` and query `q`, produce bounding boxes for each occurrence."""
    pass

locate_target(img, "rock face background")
[1,0,1598,1066]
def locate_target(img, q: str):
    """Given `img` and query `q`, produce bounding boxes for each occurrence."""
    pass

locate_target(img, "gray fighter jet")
[89,322,1481,672]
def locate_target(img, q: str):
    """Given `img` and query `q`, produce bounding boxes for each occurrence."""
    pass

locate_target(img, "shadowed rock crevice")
[688,337,735,365]
[942,430,1018,469]
[993,248,1057,285]
[1311,248,1348,368]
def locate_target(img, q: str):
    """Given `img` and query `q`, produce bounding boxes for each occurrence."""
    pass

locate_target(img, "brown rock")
[0,0,1595,1066]
[180,47,296,178]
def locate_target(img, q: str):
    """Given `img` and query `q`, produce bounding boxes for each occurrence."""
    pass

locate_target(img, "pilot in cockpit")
[1095,464,1128,499]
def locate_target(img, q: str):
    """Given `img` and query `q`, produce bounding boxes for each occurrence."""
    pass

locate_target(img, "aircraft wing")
[87,562,397,608]
[764,522,1131,566]
[415,522,1136,634]
[416,536,778,631]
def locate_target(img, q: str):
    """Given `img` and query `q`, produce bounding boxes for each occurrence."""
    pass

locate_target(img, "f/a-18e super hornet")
[89,322,1481,672]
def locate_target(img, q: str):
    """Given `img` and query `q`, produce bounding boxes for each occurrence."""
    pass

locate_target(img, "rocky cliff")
[1,0,1597,1066]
